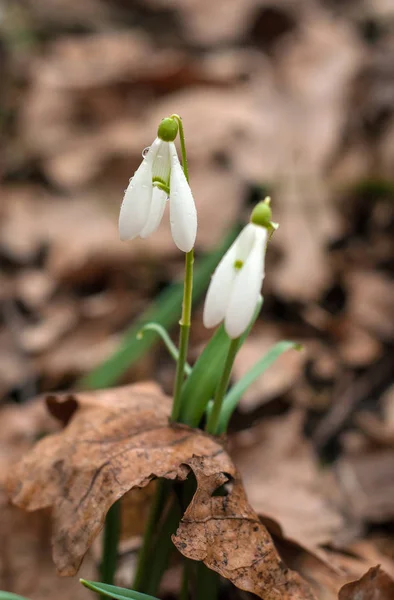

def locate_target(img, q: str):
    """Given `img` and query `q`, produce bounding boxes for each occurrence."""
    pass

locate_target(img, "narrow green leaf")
[79,227,239,389]
[101,500,121,584]
[80,580,158,600]
[0,593,31,600]
[217,341,302,433]
[179,297,263,427]
[142,499,181,596]
[137,323,191,376]
[195,563,220,600]
[179,324,231,426]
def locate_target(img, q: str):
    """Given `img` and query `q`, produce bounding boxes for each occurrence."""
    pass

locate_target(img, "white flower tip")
[224,317,246,339]
[119,220,139,242]
[169,150,197,252]
[172,212,197,252]
[202,303,219,330]
[119,227,130,242]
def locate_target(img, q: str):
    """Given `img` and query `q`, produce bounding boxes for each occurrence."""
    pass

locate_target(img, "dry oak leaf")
[7,384,315,599]
[6,384,220,576]
[173,456,316,600]
[338,566,394,600]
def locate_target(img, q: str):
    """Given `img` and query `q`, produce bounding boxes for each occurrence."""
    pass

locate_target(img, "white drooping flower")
[203,222,268,339]
[119,124,197,252]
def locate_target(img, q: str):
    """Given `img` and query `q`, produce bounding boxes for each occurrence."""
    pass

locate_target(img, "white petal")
[169,143,197,252]
[224,225,267,338]
[152,141,171,185]
[233,222,257,262]
[118,139,159,241]
[202,241,238,329]
[140,187,167,238]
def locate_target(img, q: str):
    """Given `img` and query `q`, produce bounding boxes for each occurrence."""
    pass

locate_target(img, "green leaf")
[80,580,159,600]
[195,563,220,600]
[179,297,263,427]
[179,324,231,426]
[140,499,181,596]
[0,593,31,600]
[79,227,239,390]
[217,341,302,433]
[101,500,121,585]
[137,323,191,376]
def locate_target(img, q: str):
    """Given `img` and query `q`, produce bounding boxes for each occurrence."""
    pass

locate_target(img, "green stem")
[101,501,121,584]
[205,337,239,435]
[132,114,194,596]
[133,481,167,591]
[171,114,189,181]
[171,249,194,421]
[170,114,194,422]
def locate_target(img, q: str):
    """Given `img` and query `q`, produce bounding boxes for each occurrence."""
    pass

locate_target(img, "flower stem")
[171,114,189,181]
[171,249,194,421]
[100,500,121,584]
[170,114,194,422]
[205,337,239,434]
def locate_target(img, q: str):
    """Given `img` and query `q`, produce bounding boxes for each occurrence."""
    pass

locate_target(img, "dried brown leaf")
[232,327,305,412]
[173,455,316,600]
[0,400,93,600]
[348,271,394,342]
[338,566,394,600]
[335,450,394,524]
[232,412,345,551]
[274,527,394,600]
[7,384,221,575]
[146,0,259,45]
[7,384,315,599]
[356,385,394,448]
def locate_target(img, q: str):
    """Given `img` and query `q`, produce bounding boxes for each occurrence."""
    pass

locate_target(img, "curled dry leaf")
[338,565,394,600]
[7,384,219,576]
[173,455,316,600]
[7,383,315,600]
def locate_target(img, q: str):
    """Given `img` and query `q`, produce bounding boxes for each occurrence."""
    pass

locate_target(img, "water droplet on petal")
[142,146,150,158]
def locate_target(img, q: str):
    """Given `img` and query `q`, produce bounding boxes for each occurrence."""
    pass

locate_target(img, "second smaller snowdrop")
[203,198,274,339]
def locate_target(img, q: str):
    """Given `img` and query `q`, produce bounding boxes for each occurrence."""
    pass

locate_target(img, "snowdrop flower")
[119,117,197,252]
[203,199,274,339]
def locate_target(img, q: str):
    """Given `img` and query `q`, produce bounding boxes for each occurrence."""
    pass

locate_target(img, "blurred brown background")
[1,0,394,598]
